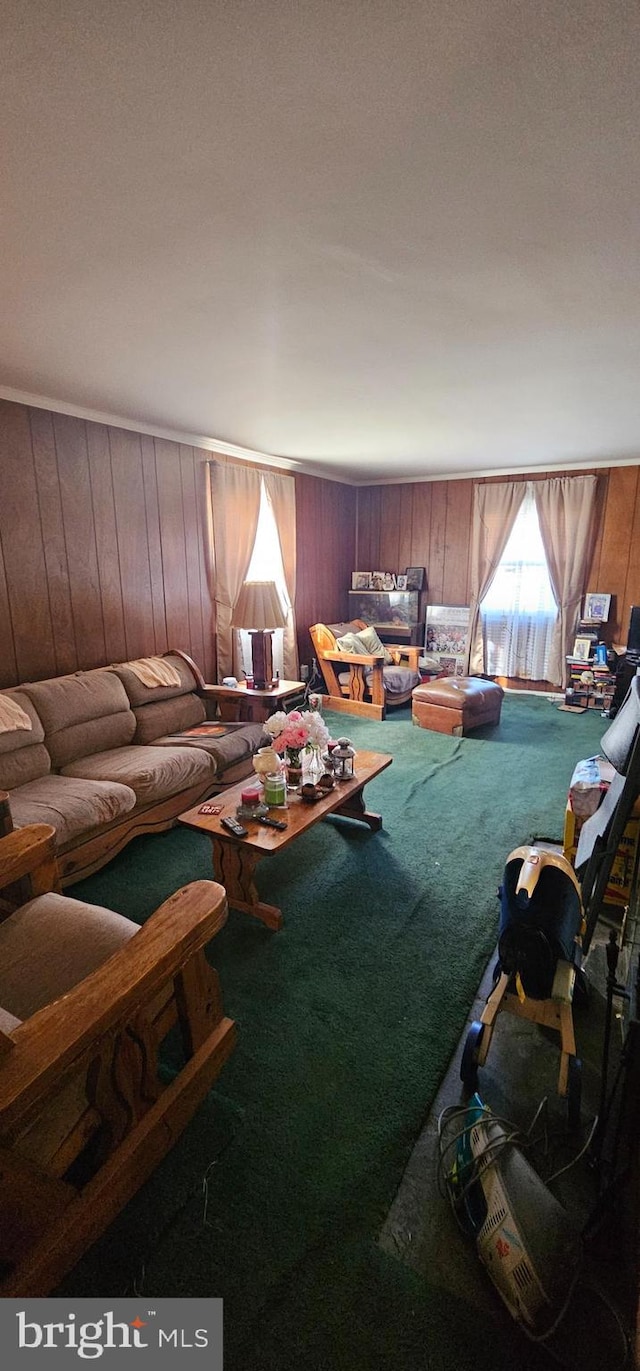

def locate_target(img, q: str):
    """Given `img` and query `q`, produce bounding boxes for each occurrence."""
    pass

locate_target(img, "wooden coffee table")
[178,749,392,931]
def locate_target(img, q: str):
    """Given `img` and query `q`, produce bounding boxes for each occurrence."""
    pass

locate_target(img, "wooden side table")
[201,679,305,723]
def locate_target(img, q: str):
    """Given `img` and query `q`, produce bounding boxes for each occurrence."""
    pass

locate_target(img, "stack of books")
[564,651,616,711]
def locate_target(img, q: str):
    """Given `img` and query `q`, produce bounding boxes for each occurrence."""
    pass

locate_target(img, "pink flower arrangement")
[264,708,329,757]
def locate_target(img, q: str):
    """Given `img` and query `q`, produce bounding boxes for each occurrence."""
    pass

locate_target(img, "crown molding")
[1,385,636,487]
[360,454,640,485]
[0,385,353,485]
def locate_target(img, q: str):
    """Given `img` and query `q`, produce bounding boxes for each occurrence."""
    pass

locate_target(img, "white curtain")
[481,488,557,680]
[468,481,526,673]
[208,463,262,681]
[263,471,298,681]
[208,462,299,683]
[534,475,599,688]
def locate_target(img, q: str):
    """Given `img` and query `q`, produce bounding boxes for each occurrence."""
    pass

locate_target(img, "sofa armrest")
[168,649,207,691]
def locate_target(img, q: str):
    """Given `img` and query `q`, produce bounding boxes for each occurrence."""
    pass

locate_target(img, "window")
[481,489,557,680]
[239,478,290,677]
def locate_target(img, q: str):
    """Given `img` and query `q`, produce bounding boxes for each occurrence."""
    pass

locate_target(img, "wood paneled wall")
[295,473,357,671]
[0,400,354,689]
[1,394,636,691]
[0,401,216,686]
[357,467,640,645]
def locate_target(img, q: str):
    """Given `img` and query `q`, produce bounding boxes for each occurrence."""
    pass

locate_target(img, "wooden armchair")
[310,620,421,720]
[0,799,235,1296]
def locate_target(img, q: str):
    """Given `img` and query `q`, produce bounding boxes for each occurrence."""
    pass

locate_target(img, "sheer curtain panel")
[534,475,599,687]
[263,472,298,681]
[480,489,557,680]
[467,481,526,673]
[207,463,262,681]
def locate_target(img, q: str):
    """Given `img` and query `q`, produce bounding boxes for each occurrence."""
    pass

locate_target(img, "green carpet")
[59,695,604,1369]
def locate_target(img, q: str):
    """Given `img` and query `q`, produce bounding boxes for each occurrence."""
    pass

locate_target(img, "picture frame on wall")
[583,592,611,622]
[405,566,425,591]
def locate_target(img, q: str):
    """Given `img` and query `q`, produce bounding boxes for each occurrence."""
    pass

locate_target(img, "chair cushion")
[337,664,420,697]
[0,891,139,1019]
[7,774,137,846]
[382,665,421,695]
[335,631,370,655]
[61,743,216,804]
[335,627,394,665]
[353,626,394,665]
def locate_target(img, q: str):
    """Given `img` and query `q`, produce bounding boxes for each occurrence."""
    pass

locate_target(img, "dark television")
[627,605,640,660]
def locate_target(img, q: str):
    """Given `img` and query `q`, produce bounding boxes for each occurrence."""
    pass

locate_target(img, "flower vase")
[303,744,323,784]
[285,749,303,790]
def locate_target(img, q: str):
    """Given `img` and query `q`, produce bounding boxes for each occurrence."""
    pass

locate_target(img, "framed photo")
[425,604,470,658]
[572,636,593,662]
[351,571,371,590]
[370,571,392,591]
[583,592,611,622]
[395,574,408,591]
[405,567,425,592]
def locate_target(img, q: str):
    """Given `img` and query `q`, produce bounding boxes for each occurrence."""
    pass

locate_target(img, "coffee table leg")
[211,837,283,931]
[333,785,382,831]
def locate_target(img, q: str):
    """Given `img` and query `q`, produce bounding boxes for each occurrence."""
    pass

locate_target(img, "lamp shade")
[233,581,287,630]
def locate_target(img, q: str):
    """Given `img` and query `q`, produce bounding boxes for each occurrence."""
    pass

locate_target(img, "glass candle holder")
[263,771,287,807]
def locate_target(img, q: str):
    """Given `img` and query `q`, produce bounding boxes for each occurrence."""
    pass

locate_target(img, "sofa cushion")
[7,774,137,847]
[153,720,267,775]
[131,692,206,745]
[61,743,216,805]
[0,891,139,1019]
[112,653,199,707]
[0,690,51,789]
[22,671,136,768]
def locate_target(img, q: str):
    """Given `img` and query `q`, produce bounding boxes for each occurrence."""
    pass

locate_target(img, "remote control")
[221,815,248,837]
[256,815,288,830]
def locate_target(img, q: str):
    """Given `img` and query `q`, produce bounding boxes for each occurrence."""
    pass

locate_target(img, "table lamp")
[232,580,287,689]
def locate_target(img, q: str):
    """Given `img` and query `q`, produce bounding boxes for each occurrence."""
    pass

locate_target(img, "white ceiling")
[1,0,640,484]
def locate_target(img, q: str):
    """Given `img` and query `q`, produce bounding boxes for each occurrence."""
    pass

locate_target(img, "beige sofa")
[0,652,266,885]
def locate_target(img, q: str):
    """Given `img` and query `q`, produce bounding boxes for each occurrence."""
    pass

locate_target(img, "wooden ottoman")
[412,677,504,736]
